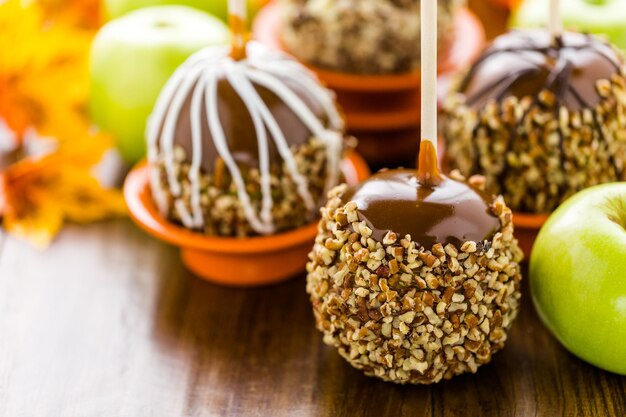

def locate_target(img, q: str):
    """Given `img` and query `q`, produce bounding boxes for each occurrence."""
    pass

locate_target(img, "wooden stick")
[420,0,438,160]
[229,0,248,60]
[549,0,562,39]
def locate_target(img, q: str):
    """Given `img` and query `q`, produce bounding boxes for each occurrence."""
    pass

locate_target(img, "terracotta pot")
[124,152,370,287]
[488,0,520,10]
[253,3,486,133]
[512,211,549,259]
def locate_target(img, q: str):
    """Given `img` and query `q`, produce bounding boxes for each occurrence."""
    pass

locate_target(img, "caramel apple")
[307,140,523,384]
[443,29,626,213]
[147,31,347,236]
[306,1,523,384]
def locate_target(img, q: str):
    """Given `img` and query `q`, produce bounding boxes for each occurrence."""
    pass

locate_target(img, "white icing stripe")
[224,63,275,230]
[246,69,342,197]
[205,66,274,234]
[148,42,344,235]
[147,51,224,215]
[246,69,333,145]
[175,199,194,229]
[252,61,344,130]
[161,64,205,198]
[243,80,316,212]
[188,70,210,228]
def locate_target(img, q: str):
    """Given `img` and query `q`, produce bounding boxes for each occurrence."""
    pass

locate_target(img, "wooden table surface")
[1,2,625,416]
[1,221,625,417]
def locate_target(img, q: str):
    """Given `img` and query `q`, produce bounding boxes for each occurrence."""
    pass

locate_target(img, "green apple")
[530,183,626,375]
[511,0,626,50]
[90,6,229,164]
[104,0,266,23]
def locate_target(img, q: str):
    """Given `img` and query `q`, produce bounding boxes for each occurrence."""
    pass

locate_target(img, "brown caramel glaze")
[342,141,500,248]
[164,73,325,172]
[341,170,500,249]
[460,29,621,111]
[416,140,442,187]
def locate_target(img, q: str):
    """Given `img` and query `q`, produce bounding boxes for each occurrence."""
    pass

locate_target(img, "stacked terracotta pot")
[253,0,485,168]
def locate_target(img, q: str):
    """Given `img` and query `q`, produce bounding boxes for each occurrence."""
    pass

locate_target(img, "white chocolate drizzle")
[147,42,344,235]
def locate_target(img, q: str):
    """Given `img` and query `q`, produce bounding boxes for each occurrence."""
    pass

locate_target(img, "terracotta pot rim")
[252,3,485,92]
[124,152,370,255]
[512,211,550,230]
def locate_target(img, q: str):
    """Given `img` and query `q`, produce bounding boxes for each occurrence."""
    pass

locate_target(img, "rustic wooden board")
[0,221,624,417]
[1,2,625,416]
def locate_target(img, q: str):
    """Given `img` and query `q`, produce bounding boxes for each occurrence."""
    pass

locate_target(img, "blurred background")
[0,0,620,247]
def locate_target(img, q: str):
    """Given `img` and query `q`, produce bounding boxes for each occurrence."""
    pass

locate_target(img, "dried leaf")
[1,133,126,248]
[0,0,127,248]
[0,0,93,142]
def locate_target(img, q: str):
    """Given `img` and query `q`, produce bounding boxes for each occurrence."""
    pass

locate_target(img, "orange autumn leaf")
[0,132,127,248]
[0,0,93,142]
[0,0,127,248]
[32,0,103,29]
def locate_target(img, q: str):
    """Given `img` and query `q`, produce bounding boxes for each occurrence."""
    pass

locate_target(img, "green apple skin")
[90,6,229,164]
[530,183,626,375]
[511,0,626,51]
[104,0,265,23]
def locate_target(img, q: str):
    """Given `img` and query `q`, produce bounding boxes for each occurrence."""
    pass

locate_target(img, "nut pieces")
[280,0,462,74]
[306,176,523,384]
[443,32,626,214]
[152,139,334,236]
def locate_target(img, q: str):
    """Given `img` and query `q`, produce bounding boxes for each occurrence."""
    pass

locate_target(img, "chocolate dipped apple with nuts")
[306,1,523,384]
[306,141,523,384]
[443,29,626,213]
[147,37,348,236]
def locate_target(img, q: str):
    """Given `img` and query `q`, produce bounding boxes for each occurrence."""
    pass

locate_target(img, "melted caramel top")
[342,142,500,248]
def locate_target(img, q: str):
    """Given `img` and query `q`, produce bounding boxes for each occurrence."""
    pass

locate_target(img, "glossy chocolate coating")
[165,74,324,172]
[460,29,621,111]
[341,169,500,248]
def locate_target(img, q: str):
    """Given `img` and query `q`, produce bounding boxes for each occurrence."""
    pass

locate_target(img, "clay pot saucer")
[512,211,550,259]
[124,152,370,287]
[488,0,520,10]
[441,150,548,259]
[253,3,486,131]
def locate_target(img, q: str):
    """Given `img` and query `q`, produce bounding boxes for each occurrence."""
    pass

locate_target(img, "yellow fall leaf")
[0,0,93,142]
[0,0,128,247]
[31,0,103,29]
[0,132,127,248]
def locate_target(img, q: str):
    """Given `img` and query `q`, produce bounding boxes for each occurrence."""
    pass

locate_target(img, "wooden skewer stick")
[418,0,442,186]
[229,0,248,60]
[549,0,562,40]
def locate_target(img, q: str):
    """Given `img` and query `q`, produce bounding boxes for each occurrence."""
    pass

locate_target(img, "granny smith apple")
[90,6,229,164]
[530,183,626,375]
[104,0,266,23]
[512,0,626,51]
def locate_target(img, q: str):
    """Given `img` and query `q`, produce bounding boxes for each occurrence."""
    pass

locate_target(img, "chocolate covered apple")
[306,1,523,384]
[443,29,626,213]
[147,5,346,236]
[279,0,463,74]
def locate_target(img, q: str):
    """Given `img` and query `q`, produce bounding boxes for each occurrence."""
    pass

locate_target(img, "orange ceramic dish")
[124,152,370,287]
[512,212,550,259]
[489,0,521,10]
[253,3,485,93]
[252,3,485,132]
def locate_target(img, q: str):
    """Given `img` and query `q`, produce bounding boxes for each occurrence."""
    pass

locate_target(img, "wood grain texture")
[0,221,624,417]
[1,2,625,416]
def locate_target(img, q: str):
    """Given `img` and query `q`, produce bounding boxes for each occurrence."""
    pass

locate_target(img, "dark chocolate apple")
[444,29,626,213]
